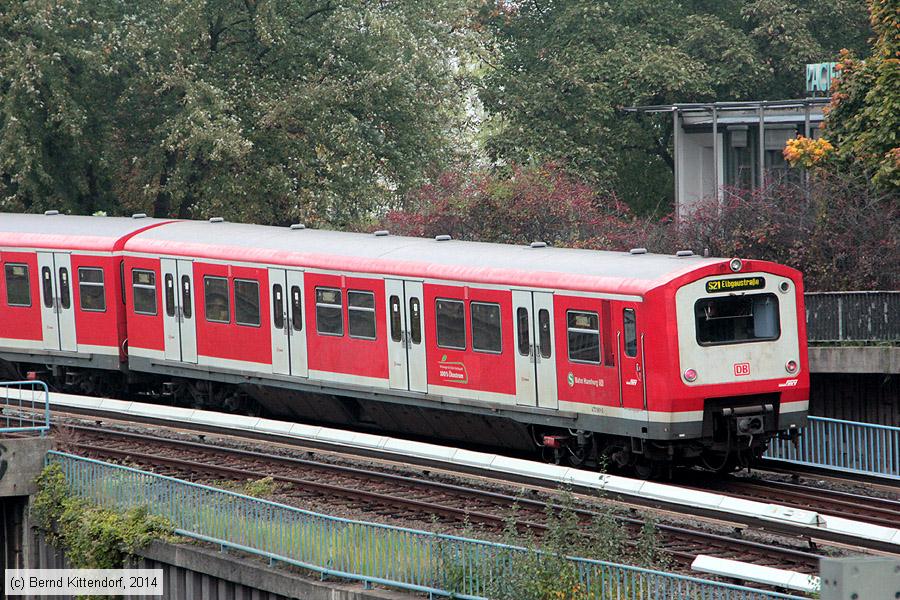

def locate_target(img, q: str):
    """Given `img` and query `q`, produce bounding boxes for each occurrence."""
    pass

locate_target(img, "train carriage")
[0,212,169,389]
[117,217,809,472]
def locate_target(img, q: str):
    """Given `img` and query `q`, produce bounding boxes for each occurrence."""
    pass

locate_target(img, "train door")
[161,259,198,363]
[36,252,77,352]
[618,305,645,410]
[385,279,427,393]
[512,290,558,409]
[268,268,308,378]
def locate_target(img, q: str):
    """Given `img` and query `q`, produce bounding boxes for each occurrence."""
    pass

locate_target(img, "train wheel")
[633,458,664,480]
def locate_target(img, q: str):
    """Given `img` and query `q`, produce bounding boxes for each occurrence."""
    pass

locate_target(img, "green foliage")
[1,0,472,224]
[822,0,900,190]
[242,476,277,498]
[31,464,173,569]
[476,0,872,211]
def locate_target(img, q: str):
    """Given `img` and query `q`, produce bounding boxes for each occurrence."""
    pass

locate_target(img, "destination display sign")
[705,276,765,294]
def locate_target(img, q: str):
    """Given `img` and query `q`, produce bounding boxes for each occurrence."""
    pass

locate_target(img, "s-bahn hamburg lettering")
[705,276,765,293]
[0,213,810,475]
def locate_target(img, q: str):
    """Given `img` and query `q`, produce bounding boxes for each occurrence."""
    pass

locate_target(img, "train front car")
[647,258,809,473]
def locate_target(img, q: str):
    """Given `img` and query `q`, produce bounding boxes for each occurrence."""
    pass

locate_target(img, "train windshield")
[694,293,780,346]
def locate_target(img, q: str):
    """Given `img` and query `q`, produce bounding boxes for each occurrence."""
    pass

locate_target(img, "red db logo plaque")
[733,362,751,376]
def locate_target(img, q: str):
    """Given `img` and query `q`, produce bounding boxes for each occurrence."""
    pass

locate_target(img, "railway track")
[60,423,824,574]
[695,477,900,530]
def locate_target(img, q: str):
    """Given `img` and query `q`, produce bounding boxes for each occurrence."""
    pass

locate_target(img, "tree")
[1,0,472,225]
[821,0,900,190]
[0,0,121,214]
[476,0,872,214]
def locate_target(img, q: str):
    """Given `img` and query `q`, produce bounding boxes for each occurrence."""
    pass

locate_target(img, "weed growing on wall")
[31,464,173,570]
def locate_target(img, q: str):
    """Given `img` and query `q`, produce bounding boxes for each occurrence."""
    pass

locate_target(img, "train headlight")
[683,368,698,382]
[729,258,743,272]
[785,360,798,374]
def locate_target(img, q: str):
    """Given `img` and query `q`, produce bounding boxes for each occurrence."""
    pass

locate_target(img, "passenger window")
[204,276,230,323]
[234,279,260,327]
[58,267,70,309]
[290,286,303,331]
[516,307,530,356]
[42,267,53,308]
[538,308,551,358]
[567,310,600,364]
[348,290,376,339]
[316,287,343,336]
[389,295,402,342]
[409,298,422,344]
[132,270,157,315]
[623,308,637,357]
[435,298,465,350]
[273,284,284,329]
[4,264,31,307]
[471,302,502,353]
[78,267,106,312]
[164,274,176,317]
[181,276,192,319]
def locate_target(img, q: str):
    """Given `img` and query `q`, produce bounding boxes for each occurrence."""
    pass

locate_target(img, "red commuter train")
[0,212,809,474]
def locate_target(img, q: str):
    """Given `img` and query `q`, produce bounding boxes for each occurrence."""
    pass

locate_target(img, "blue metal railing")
[766,416,900,480]
[0,380,50,435]
[46,451,805,600]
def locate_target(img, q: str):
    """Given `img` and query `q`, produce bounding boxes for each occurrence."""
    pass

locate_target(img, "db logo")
[733,362,751,376]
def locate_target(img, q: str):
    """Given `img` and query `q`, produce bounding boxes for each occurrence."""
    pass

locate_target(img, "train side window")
[41,267,53,308]
[132,270,157,315]
[623,308,637,357]
[204,276,230,323]
[273,284,284,329]
[435,298,465,350]
[389,295,402,342]
[290,286,302,331]
[234,279,260,327]
[58,267,70,309]
[315,287,343,336]
[4,264,31,307]
[516,307,530,356]
[78,267,106,312]
[164,274,176,317]
[181,276,192,319]
[409,298,421,344]
[349,290,376,340]
[471,302,501,353]
[567,310,600,364]
[538,308,551,359]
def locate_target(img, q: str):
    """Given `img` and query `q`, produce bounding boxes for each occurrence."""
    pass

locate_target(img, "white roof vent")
[132,213,147,219]
[373,230,389,237]
[209,217,225,223]
[44,210,59,216]
[629,248,648,255]
[290,223,305,230]
[435,234,451,241]
[676,250,694,257]
[530,241,547,248]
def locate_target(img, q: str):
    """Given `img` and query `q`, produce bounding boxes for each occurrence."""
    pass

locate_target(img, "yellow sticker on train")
[705,277,765,293]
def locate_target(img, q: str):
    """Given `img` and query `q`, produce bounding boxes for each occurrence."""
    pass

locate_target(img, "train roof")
[0,213,170,251]
[125,219,729,296]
